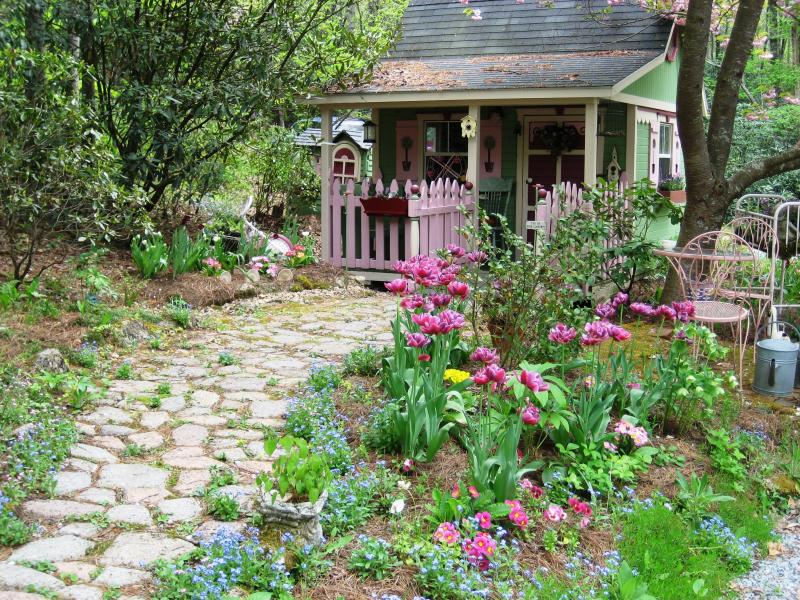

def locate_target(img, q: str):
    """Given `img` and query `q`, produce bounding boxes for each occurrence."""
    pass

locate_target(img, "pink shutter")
[396,120,418,185]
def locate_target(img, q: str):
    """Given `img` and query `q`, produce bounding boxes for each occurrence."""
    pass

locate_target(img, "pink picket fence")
[327,176,475,271]
[533,176,631,258]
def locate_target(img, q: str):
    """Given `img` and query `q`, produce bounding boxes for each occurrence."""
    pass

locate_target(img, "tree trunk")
[24,0,46,104]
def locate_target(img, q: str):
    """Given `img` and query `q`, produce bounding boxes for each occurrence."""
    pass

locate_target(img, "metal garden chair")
[673,230,758,383]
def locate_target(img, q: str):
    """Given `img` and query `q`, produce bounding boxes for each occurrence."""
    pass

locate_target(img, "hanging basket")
[359,196,409,217]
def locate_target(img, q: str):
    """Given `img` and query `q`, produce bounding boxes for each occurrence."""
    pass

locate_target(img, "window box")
[658,190,686,203]
[359,196,409,217]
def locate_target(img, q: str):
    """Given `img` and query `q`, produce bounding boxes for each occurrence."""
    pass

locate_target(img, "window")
[332,143,360,181]
[658,123,673,183]
[424,121,468,183]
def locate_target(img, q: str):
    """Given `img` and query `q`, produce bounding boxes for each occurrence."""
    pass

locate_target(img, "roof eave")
[302,86,617,108]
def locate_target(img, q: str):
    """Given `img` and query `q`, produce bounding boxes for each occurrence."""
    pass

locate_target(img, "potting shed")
[306,0,685,281]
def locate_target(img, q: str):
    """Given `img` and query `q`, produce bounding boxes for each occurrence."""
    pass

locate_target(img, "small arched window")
[332,143,360,181]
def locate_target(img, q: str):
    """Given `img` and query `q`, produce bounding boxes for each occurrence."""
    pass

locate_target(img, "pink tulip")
[548,323,577,344]
[405,333,431,348]
[518,370,549,392]
[521,404,540,426]
[470,347,499,365]
[447,280,470,299]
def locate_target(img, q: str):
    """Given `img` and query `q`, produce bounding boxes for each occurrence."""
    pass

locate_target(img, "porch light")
[362,120,377,144]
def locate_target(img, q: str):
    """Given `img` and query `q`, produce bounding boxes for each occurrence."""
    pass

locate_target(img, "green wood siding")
[621,55,679,104]
[635,121,650,181]
[646,206,682,242]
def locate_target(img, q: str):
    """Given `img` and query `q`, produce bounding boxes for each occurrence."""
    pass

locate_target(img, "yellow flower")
[444,369,471,384]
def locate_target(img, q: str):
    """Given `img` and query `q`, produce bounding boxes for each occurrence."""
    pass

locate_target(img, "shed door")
[522,116,586,244]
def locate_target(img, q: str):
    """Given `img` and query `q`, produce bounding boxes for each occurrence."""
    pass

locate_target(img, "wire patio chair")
[673,230,758,383]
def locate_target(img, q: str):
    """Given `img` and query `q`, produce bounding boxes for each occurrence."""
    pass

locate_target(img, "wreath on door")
[538,124,580,156]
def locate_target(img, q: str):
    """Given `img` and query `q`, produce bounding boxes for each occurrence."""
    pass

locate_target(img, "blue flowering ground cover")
[0,370,78,546]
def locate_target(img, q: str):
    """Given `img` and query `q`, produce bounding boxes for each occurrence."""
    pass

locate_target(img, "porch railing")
[327,176,475,271]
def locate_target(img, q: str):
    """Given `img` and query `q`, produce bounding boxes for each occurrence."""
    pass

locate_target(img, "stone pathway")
[0,290,395,600]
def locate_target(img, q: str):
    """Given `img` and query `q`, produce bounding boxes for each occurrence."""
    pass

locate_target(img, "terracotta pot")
[659,190,686,203]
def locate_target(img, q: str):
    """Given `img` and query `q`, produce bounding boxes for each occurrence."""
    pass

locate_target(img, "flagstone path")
[0,290,395,600]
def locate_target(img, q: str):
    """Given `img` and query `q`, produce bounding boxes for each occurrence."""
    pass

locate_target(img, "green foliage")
[152,528,293,599]
[0,280,20,310]
[206,492,240,521]
[166,297,192,329]
[342,345,385,376]
[218,352,238,367]
[706,428,747,486]
[363,400,401,453]
[1,369,78,546]
[675,473,734,522]
[347,536,399,580]
[728,106,800,198]
[169,227,208,278]
[131,233,169,279]
[618,502,745,600]
[320,467,393,536]
[257,435,332,504]
[115,362,134,380]
[81,0,405,210]
[460,210,578,367]
[0,44,146,285]
[228,125,321,218]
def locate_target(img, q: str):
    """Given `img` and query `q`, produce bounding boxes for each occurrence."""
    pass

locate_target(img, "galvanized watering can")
[753,321,799,397]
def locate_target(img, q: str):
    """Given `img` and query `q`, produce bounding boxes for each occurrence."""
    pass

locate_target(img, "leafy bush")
[131,233,169,279]
[206,492,240,521]
[0,46,146,285]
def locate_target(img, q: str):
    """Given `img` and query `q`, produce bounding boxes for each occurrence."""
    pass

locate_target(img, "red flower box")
[359,196,409,217]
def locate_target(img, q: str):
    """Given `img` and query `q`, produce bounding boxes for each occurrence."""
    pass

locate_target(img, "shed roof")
[294,117,372,150]
[331,0,673,95]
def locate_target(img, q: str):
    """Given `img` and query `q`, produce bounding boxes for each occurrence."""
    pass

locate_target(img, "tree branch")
[728,142,800,197]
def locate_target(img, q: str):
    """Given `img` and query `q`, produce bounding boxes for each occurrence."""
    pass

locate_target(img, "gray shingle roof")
[338,0,673,94]
[294,117,372,150]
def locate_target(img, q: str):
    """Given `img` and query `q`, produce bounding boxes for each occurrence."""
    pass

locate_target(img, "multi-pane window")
[658,123,673,183]
[424,121,468,183]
